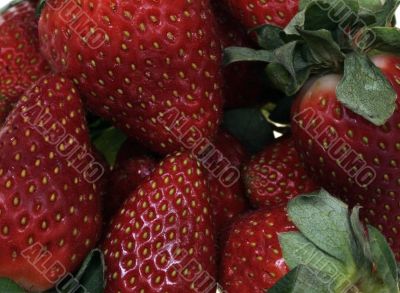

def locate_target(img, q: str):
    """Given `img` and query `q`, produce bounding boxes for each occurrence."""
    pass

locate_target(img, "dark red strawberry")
[0,0,49,104]
[103,152,216,292]
[207,131,249,236]
[0,74,103,291]
[243,136,318,208]
[222,0,299,30]
[107,140,158,218]
[38,0,223,154]
[221,205,295,292]
[221,0,400,260]
[0,97,11,124]
[211,0,263,108]
[259,190,400,292]
[291,55,400,260]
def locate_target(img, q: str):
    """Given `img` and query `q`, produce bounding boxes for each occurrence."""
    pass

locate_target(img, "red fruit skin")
[291,55,400,260]
[208,131,249,236]
[243,136,319,208]
[211,0,262,108]
[0,74,102,291]
[223,0,299,30]
[221,206,295,292]
[0,1,50,104]
[103,152,216,292]
[39,0,223,154]
[0,98,11,124]
[107,140,158,219]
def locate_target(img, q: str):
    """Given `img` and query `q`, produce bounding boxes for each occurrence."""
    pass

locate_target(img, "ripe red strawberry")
[0,97,11,124]
[221,205,295,292]
[291,54,400,260]
[243,136,318,208]
[103,152,216,292]
[207,131,249,235]
[222,0,299,30]
[38,0,223,154]
[211,0,263,108]
[0,1,49,104]
[107,140,158,218]
[221,0,400,260]
[0,74,103,291]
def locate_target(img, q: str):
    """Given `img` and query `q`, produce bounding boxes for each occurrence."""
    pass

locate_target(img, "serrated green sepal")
[36,0,47,18]
[337,52,397,126]
[268,189,400,293]
[267,265,333,293]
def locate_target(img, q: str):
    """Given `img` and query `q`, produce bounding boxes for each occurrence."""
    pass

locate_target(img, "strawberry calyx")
[35,0,46,17]
[268,189,399,292]
[224,0,400,126]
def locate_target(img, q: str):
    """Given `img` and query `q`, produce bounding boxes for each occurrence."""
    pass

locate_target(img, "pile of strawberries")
[1,0,400,292]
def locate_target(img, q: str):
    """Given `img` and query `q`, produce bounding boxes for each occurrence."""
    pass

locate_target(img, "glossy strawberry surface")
[223,0,299,29]
[0,1,49,104]
[207,131,248,235]
[221,205,295,292]
[291,55,400,259]
[107,140,158,219]
[103,152,216,292]
[0,74,103,291]
[244,136,318,208]
[39,0,223,154]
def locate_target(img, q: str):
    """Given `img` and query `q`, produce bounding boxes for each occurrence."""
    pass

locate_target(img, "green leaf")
[303,2,336,31]
[56,249,105,293]
[287,189,356,266]
[266,62,311,96]
[251,25,285,50]
[363,27,400,53]
[223,47,273,66]
[299,0,315,10]
[368,226,399,291]
[265,42,312,96]
[222,108,274,154]
[349,206,372,268]
[75,249,105,293]
[337,52,396,126]
[284,10,306,35]
[297,29,345,65]
[36,0,47,18]
[92,127,127,166]
[279,232,347,278]
[268,265,332,293]
[0,279,26,293]
[272,42,305,79]
[364,0,400,26]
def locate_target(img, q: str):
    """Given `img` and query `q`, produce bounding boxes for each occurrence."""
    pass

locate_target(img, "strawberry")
[211,0,263,108]
[0,0,49,105]
[222,190,400,292]
[243,136,318,208]
[221,205,295,292]
[107,140,158,218]
[222,0,299,30]
[223,0,400,259]
[291,55,400,260]
[207,131,249,236]
[103,152,216,292]
[38,0,223,154]
[0,97,11,124]
[0,73,103,291]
